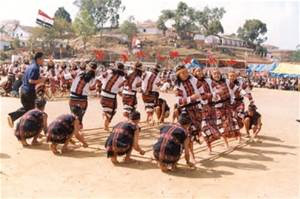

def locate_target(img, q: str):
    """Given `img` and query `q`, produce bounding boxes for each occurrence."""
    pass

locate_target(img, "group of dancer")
[6,52,262,172]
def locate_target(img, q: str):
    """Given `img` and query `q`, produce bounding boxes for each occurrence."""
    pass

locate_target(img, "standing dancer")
[174,64,202,161]
[141,64,161,125]
[122,62,143,118]
[226,71,255,141]
[100,63,126,131]
[69,62,97,129]
[194,68,221,153]
[207,68,232,150]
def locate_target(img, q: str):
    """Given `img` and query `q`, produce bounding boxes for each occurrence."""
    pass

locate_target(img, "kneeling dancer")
[15,98,48,147]
[153,113,195,172]
[47,105,88,154]
[105,111,145,164]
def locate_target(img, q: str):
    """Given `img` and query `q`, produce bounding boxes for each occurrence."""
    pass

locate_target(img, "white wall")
[0,41,10,50]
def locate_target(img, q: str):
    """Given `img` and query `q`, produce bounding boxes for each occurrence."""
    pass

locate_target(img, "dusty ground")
[0,88,299,199]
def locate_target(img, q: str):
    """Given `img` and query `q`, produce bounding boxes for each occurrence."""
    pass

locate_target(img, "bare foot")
[111,156,119,164]
[124,157,136,163]
[7,115,13,128]
[20,140,29,147]
[160,163,168,172]
[61,146,72,153]
[50,144,59,155]
[31,140,42,146]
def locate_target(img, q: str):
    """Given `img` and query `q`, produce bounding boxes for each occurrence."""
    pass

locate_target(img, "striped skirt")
[201,105,221,144]
[69,98,88,125]
[142,91,159,113]
[122,90,137,113]
[100,91,117,121]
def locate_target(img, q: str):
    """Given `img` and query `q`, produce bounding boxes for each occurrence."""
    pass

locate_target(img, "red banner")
[95,50,105,61]
[156,52,167,61]
[120,53,129,62]
[183,56,192,64]
[135,50,146,59]
[169,51,179,59]
[227,59,237,66]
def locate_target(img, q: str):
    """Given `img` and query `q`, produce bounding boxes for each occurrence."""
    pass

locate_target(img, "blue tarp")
[247,63,277,73]
[187,59,205,69]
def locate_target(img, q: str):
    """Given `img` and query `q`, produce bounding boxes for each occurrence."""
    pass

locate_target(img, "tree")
[120,18,138,48]
[74,0,125,30]
[194,7,225,36]
[157,2,197,39]
[54,7,72,23]
[289,50,300,62]
[11,37,21,49]
[157,2,225,39]
[157,16,168,36]
[73,9,97,49]
[237,19,267,47]
[53,17,74,38]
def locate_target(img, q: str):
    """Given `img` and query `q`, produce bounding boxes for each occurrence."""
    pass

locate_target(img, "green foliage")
[54,7,72,23]
[157,1,225,39]
[195,6,225,36]
[289,50,300,62]
[237,19,267,47]
[120,19,138,42]
[11,37,21,49]
[73,9,97,48]
[75,0,125,31]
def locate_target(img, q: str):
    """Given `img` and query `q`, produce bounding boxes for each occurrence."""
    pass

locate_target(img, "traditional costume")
[15,108,47,140]
[153,123,188,164]
[105,122,139,157]
[47,114,76,144]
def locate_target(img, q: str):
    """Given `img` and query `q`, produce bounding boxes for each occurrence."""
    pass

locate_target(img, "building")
[262,44,279,52]
[137,20,162,35]
[0,34,13,50]
[0,20,33,46]
[220,36,245,48]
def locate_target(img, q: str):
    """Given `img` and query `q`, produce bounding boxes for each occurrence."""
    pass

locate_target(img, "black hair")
[35,98,47,109]
[34,52,44,61]
[178,113,191,126]
[81,70,96,82]
[71,105,83,117]
[129,111,141,121]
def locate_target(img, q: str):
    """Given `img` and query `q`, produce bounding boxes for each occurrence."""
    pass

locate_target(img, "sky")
[0,0,299,50]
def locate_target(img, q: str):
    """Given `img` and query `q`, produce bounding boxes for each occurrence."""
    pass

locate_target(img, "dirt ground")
[0,88,299,199]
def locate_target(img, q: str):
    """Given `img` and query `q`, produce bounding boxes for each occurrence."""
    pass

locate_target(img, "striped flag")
[36,9,54,28]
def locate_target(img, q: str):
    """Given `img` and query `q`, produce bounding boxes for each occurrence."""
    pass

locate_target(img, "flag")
[207,52,217,65]
[120,53,129,62]
[95,50,105,61]
[135,50,145,59]
[183,56,192,64]
[156,52,167,62]
[169,51,179,59]
[36,9,54,28]
[227,59,237,66]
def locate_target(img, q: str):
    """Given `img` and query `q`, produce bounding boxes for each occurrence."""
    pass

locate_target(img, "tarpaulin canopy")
[270,63,300,78]
[247,63,277,73]
[187,59,205,69]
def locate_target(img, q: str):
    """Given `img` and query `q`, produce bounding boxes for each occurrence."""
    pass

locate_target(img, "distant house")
[137,20,162,35]
[205,35,220,45]
[262,44,279,52]
[220,36,245,48]
[0,20,33,46]
[0,34,13,50]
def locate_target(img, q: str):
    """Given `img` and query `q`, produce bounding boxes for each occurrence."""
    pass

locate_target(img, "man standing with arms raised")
[7,52,45,128]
